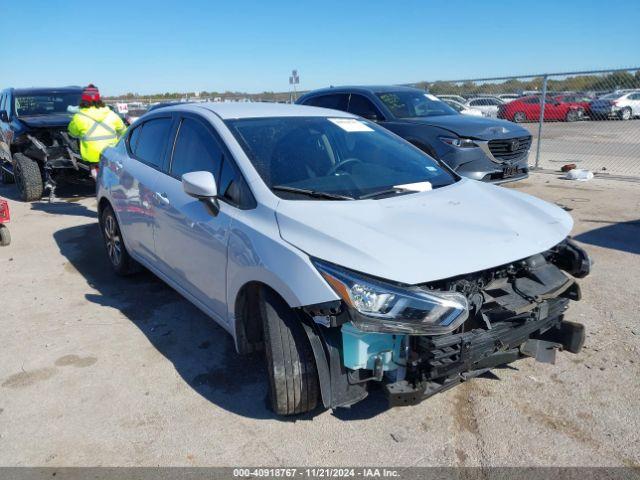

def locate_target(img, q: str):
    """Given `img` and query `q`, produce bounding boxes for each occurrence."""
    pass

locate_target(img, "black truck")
[0,86,92,201]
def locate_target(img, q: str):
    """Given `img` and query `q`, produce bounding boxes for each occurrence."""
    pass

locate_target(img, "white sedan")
[441,99,483,117]
[465,97,506,118]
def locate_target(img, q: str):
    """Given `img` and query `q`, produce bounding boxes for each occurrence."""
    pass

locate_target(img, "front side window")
[14,93,81,117]
[348,94,382,120]
[170,117,222,179]
[226,116,457,200]
[134,117,172,168]
[377,91,457,118]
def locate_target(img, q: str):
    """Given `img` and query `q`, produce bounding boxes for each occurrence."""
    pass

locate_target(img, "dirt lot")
[0,173,638,467]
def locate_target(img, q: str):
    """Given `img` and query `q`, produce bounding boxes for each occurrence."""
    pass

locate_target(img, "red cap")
[81,84,101,103]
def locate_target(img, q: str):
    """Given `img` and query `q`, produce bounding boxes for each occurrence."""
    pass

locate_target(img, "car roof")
[302,85,424,96]
[10,86,83,95]
[161,101,356,120]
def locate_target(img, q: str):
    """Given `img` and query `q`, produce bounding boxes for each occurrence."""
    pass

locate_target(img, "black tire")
[100,205,137,276]
[618,107,632,121]
[1,162,15,184]
[260,289,319,415]
[13,153,43,202]
[513,111,526,123]
[0,225,10,246]
[565,109,579,122]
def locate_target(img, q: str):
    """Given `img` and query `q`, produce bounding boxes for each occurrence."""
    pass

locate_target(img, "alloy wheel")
[104,214,122,267]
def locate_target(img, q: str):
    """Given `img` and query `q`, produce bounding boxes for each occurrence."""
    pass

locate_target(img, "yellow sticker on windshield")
[328,118,374,132]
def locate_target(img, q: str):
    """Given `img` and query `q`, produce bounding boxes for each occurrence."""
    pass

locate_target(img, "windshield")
[226,116,457,200]
[14,93,81,117]
[376,91,457,118]
[599,92,622,100]
[445,100,464,112]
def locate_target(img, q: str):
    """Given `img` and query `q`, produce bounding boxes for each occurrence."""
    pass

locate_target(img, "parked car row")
[437,91,640,122]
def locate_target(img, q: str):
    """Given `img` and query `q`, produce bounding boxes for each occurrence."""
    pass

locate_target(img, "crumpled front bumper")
[384,302,585,406]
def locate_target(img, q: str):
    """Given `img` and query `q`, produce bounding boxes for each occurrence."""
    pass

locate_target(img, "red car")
[498,95,583,123]
[554,94,593,117]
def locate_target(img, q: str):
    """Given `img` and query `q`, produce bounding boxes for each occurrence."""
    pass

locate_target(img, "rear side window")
[170,117,223,179]
[133,117,172,168]
[304,94,349,111]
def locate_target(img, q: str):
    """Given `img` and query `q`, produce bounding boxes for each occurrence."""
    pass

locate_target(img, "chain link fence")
[408,68,640,177]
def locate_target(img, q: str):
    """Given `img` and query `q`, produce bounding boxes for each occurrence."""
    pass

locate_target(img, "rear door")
[115,115,173,264]
[152,113,232,322]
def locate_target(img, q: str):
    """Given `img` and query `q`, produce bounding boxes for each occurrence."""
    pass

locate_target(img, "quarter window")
[133,117,172,168]
[170,117,223,179]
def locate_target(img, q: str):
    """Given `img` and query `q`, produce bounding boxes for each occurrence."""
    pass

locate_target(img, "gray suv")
[298,86,532,183]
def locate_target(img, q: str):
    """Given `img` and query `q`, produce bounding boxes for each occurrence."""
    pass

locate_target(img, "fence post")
[534,74,548,169]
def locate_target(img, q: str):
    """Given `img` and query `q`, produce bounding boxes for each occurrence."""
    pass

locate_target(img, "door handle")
[155,191,170,205]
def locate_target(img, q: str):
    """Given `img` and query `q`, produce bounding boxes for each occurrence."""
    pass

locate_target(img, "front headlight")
[313,259,468,335]
[439,136,479,148]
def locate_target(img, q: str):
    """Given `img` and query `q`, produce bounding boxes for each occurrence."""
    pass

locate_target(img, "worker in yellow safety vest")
[68,84,126,179]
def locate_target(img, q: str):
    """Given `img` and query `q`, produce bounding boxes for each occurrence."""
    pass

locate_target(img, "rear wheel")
[0,225,10,246]
[13,153,43,202]
[100,205,137,276]
[260,288,319,415]
[513,111,526,123]
[618,107,632,120]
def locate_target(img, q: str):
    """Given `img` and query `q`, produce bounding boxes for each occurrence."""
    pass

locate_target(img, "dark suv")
[297,86,532,184]
[0,86,89,201]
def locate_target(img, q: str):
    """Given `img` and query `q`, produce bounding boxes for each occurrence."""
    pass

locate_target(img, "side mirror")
[182,171,219,215]
[0,111,8,123]
[362,112,380,122]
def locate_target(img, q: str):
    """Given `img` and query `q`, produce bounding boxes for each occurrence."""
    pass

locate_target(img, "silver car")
[97,103,590,415]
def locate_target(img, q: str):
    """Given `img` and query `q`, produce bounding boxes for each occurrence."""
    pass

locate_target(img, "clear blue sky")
[2,0,638,96]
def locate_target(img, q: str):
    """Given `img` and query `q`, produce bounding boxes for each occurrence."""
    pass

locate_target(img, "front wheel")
[100,205,137,276]
[13,153,43,202]
[260,289,319,415]
[565,109,580,122]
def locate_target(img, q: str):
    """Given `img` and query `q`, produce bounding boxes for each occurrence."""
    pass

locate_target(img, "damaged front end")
[9,127,89,201]
[301,238,591,409]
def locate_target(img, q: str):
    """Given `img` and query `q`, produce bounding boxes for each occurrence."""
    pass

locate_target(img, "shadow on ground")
[53,222,395,421]
[575,219,640,255]
[1,182,96,218]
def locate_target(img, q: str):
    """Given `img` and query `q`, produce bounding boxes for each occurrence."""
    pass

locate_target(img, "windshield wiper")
[272,185,354,200]
[358,187,415,200]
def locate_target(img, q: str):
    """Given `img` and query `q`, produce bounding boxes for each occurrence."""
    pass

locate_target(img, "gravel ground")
[522,120,640,177]
[0,172,638,467]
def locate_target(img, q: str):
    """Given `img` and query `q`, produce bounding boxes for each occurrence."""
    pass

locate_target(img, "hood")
[18,114,73,129]
[276,179,573,285]
[400,114,528,140]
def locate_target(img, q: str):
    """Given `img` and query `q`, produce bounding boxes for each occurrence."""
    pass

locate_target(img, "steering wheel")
[327,158,363,176]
